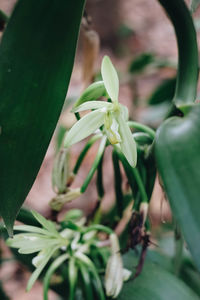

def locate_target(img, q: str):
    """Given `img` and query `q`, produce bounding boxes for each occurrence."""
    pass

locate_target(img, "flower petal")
[72,101,112,113]
[64,110,105,148]
[101,56,119,102]
[117,115,137,167]
[27,246,58,291]
[31,210,57,234]
[119,104,129,122]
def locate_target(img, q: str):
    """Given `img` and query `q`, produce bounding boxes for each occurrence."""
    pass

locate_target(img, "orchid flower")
[105,233,132,298]
[64,56,137,167]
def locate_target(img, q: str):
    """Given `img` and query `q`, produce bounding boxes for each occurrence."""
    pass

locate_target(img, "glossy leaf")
[155,105,200,272]
[0,0,85,234]
[119,251,200,300]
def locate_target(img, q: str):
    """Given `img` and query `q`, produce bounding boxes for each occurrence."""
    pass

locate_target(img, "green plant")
[1,0,200,299]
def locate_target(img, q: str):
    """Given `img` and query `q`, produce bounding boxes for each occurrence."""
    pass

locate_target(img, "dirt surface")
[0,0,199,299]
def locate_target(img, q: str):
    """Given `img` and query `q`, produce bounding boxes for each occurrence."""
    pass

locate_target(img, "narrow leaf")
[101,56,119,102]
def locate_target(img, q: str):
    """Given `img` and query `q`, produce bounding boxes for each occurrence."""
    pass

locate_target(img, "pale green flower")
[7,210,113,297]
[64,56,137,167]
[105,233,131,298]
[7,210,67,291]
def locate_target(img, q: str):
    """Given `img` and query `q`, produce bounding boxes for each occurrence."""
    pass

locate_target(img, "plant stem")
[96,155,105,200]
[80,136,106,193]
[74,112,80,120]
[116,150,149,205]
[84,224,113,235]
[158,0,198,109]
[112,150,123,218]
[73,135,101,175]
[174,225,184,276]
[128,121,155,139]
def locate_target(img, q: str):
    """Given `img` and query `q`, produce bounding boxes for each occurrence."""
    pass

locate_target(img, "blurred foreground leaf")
[119,251,200,300]
[0,0,85,234]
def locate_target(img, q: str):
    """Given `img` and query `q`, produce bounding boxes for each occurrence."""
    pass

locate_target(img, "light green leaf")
[64,110,105,148]
[73,81,107,108]
[117,116,137,167]
[72,101,112,113]
[101,56,119,102]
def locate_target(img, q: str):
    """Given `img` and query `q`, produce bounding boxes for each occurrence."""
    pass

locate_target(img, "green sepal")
[73,81,107,108]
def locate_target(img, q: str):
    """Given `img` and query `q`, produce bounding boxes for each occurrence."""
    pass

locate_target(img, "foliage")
[1,0,200,299]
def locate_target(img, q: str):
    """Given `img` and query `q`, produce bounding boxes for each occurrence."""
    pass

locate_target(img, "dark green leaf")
[0,0,85,234]
[180,260,200,297]
[148,78,176,105]
[155,105,200,271]
[129,53,155,74]
[119,251,200,300]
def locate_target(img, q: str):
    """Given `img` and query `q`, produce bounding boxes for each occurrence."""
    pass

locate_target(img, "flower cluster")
[7,210,131,299]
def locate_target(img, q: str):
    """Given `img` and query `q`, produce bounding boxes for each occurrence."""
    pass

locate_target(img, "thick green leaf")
[0,0,85,234]
[119,251,200,300]
[155,105,200,271]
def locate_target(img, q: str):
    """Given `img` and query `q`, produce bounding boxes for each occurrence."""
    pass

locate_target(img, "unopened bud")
[50,188,81,211]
